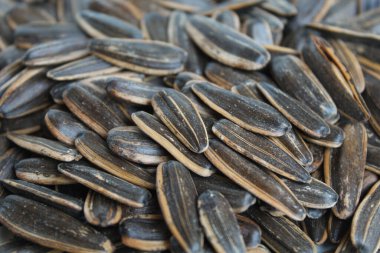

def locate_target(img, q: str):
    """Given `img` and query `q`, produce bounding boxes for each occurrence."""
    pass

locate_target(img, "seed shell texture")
[90,39,188,75]
[152,89,208,153]
[74,131,155,189]
[191,81,291,137]
[247,206,317,253]
[6,133,82,162]
[198,190,246,253]
[107,126,169,165]
[205,139,306,221]
[324,122,367,219]
[186,15,270,70]
[132,111,214,177]
[156,160,204,253]
[0,195,114,253]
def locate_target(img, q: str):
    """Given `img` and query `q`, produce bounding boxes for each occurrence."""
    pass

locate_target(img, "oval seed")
[186,15,270,70]
[198,190,246,253]
[74,131,155,189]
[84,190,123,227]
[205,139,306,221]
[156,161,204,253]
[58,163,152,207]
[0,195,114,253]
[90,39,187,75]
[132,111,214,177]
[107,126,170,165]
[152,89,208,153]
[191,81,291,137]
[6,133,82,162]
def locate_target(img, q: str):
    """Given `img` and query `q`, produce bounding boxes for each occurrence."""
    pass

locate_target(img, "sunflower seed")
[212,119,311,183]
[90,39,187,75]
[302,123,345,148]
[199,0,262,16]
[270,55,339,123]
[282,178,338,209]
[84,190,123,227]
[1,179,83,216]
[258,82,330,138]
[212,10,240,30]
[198,190,246,253]
[192,81,291,137]
[23,38,89,67]
[76,10,143,39]
[63,85,125,138]
[107,126,169,165]
[350,180,380,253]
[0,148,25,197]
[15,157,74,185]
[186,15,270,70]
[141,12,169,42]
[107,77,167,105]
[192,173,256,213]
[5,5,55,31]
[47,55,121,81]
[152,89,208,153]
[0,108,45,134]
[7,133,82,162]
[246,206,317,253]
[173,71,204,91]
[132,111,214,177]
[302,214,327,245]
[242,17,274,46]
[74,132,155,189]
[156,160,204,253]
[205,139,306,221]
[236,215,261,250]
[324,122,367,219]
[0,195,114,253]
[366,144,380,175]
[328,213,351,244]
[260,0,297,17]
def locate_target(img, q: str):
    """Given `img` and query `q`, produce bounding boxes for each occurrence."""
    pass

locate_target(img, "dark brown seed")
[212,10,240,30]
[63,85,125,138]
[198,190,246,253]
[271,128,314,166]
[192,81,291,137]
[0,67,53,119]
[307,143,324,172]
[270,55,339,123]
[168,11,203,74]
[156,161,204,253]
[0,60,24,97]
[0,148,25,197]
[0,108,46,134]
[260,0,297,16]
[282,178,338,209]
[74,131,155,190]
[366,144,380,175]
[236,215,261,250]
[45,109,89,146]
[174,71,205,91]
[90,39,187,75]
[47,55,121,81]
[306,208,327,220]
[302,123,345,148]
[84,190,122,227]
[302,215,328,245]
[132,111,214,177]
[152,89,208,153]
[107,78,167,106]
[199,0,262,16]
[302,36,370,122]
[192,173,255,213]
[14,23,85,49]
[141,12,169,42]
[15,157,74,185]
[0,239,54,253]
[23,38,89,66]
[107,126,169,165]
[328,214,351,244]
[0,195,114,253]
[76,10,143,39]
[158,0,213,12]
[247,206,317,253]
[350,180,380,253]
[335,233,357,253]
[120,218,171,251]
[5,5,55,30]
[324,122,367,219]
[205,139,306,221]
[242,17,273,46]
[361,170,379,196]
[0,46,24,69]
[258,82,331,138]
[186,15,270,70]
[1,179,83,216]
[212,119,311,183]
[7,133,82,162]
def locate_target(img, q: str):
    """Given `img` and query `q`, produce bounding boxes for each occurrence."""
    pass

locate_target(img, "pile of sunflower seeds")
[0,0,379,252]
